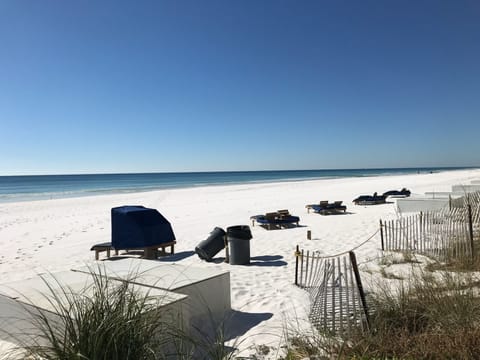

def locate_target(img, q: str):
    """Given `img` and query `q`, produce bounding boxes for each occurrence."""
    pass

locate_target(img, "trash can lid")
[211,227,226,235]
[227,225,252,240]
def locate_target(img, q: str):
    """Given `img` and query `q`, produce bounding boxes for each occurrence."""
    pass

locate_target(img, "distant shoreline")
[0,167,475,203]
[0,166,475,178]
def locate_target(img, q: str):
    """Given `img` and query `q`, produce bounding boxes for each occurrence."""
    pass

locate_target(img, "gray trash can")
[195,227,226,261]
[227,225,252,265]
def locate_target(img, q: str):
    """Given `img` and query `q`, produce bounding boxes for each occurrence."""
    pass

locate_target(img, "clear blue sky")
[1,1,479,175]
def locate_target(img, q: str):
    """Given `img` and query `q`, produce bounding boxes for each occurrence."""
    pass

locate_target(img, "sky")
[1,0,479,175]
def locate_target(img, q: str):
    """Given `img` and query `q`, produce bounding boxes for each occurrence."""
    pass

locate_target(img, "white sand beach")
[1,168,480,357]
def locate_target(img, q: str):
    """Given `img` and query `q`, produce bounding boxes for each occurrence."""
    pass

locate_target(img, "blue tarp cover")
[111,205,176,249]
[251,214,300,225]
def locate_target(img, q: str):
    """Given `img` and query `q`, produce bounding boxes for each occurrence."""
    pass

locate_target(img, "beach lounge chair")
[311,201,347,215]
[250,210,300,230]
[277,209,291,218]
[306,201,329,213]
[352,194,387,205]
[330,201,347,212]
[382,188,411,198]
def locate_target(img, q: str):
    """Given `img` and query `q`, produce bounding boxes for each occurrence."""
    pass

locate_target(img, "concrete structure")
[424,192,458,199]
[451,184,480,194]
[0,270,187,352]
[397,185,478,213]
[72,259,231,329]
[396,197,451,213]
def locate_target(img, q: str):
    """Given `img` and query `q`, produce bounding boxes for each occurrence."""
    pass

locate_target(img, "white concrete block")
[73,259,231,329]
[0,271,187,350]
[396,198,450,213]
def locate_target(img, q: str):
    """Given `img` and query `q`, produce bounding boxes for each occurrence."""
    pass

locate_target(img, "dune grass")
[283,257,480,360]
[8,270,177,359]
[3,267,235,360]
[340,269,480,359]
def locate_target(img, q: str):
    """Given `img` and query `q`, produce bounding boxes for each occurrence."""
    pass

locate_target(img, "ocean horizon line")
[0,166,476,178]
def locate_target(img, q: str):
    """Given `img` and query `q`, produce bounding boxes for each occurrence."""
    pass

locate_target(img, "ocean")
[0,167,471,203]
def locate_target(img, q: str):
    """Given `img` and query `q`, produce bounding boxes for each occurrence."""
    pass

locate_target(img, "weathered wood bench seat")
[91,241,176,260]
[90,242,118,260]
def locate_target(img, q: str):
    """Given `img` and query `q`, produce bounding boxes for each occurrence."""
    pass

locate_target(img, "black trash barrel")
[195,227,226,261]
[227,225,252,265]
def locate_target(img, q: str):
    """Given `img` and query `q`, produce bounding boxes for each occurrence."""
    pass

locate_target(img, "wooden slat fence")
[451,192,480,210]
[380,193,480,261]
[294,248,369,336]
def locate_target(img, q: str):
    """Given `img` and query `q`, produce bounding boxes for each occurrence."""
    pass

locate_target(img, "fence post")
[468,205,474,260]
[379,219,384,250]
[420,211,423,240]
[224,235,230,264]
[380,219,385,251]
[295,245,300,285]
[349,251,370,331]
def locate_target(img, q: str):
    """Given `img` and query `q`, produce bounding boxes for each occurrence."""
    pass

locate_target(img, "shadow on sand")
[258,224,307,230]
[223,309,274,340]
[249,255,287,267]
[102,250,196,262]
[156,250,196,262]
[210,255,287,267]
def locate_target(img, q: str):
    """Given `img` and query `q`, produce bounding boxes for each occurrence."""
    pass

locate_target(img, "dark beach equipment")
[382,188,411,198]
[310,200,347,215]
[352,194,387,205]
[195,227,226,261]
[226,225,252,265]
[91,205,176,260]
[250,209,300,230]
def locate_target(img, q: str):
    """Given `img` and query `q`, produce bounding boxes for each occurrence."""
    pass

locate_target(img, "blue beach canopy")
[111,205,176,249]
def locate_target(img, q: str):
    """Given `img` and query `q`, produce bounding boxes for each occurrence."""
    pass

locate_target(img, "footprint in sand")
[235,289,248,297]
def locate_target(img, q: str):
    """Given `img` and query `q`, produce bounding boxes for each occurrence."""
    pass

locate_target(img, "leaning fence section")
[380,193,480,261]
[295,247,369,337]
[451,192,480,210]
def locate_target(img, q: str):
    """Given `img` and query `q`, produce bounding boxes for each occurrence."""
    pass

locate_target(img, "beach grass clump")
[5,268,239,360]
[378,251,420,267]
[335,269,480,359]
[424,238,480,272]
[10,270,181,360]
[280,334,329,360]
[284,266,480,359]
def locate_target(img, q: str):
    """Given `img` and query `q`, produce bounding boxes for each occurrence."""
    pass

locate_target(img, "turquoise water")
[0,167,472,203]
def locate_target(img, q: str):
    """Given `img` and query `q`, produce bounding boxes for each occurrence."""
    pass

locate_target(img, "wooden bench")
[90,242,118,260]
[142,241,176,260]
[91,241,176,260]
